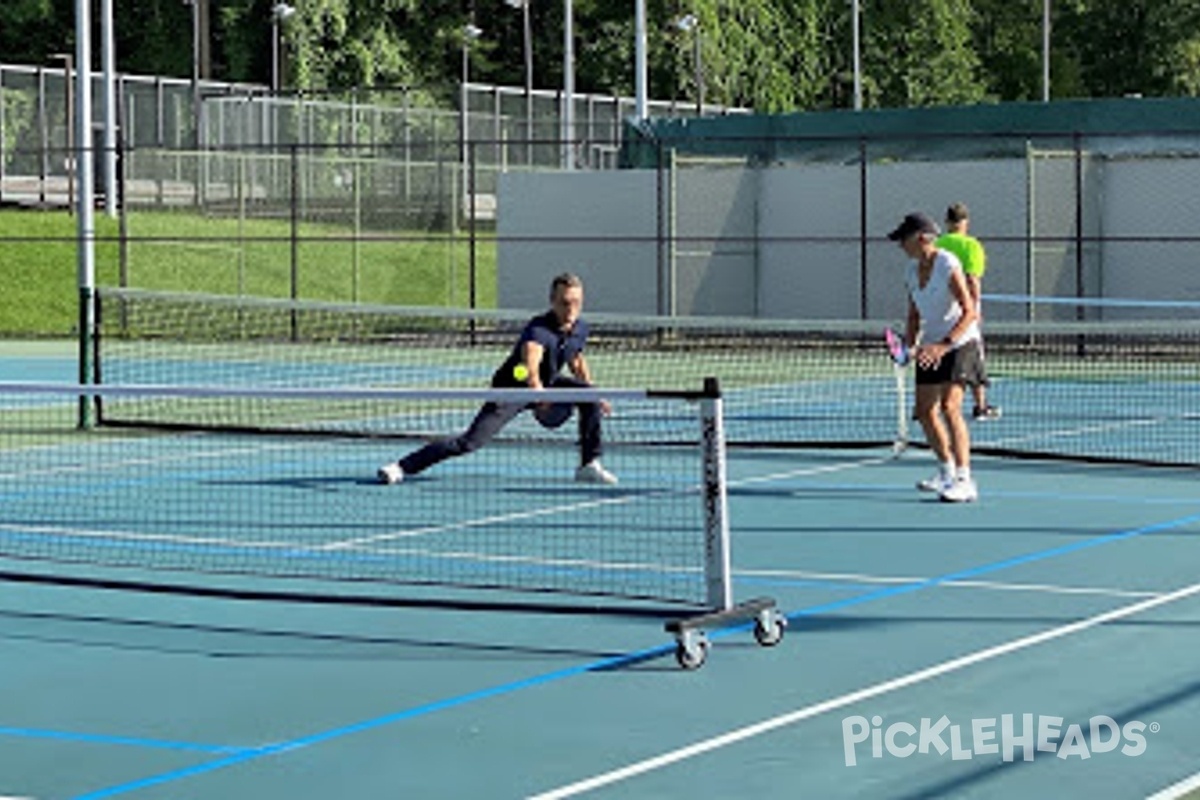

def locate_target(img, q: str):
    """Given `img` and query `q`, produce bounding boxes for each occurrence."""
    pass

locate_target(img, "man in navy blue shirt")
[378,272,617,485]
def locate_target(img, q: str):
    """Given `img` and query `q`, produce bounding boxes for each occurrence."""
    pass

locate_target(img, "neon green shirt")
[936,232,986,278]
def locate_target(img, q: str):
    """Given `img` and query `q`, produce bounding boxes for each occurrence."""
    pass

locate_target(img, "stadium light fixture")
[461,22,483,94]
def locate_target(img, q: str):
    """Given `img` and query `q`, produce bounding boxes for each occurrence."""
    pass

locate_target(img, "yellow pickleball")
[513,364,530,382]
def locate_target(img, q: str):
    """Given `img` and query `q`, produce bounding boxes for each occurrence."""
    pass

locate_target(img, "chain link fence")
[1,62,749,208]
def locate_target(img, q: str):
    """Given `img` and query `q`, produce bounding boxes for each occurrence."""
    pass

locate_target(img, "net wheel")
[675,638,709,670]
[753,612,786,647]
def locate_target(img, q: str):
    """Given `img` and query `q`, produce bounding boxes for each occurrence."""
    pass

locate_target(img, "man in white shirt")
[888,212,983,503]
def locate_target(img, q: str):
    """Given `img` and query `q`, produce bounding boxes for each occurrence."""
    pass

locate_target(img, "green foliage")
[971,0,1044,101]
[703,0,829,112]
[861,0,987,107]
[1060,0,1200,97]
[9,1,1200,115]
[0,0,57,64]
[1172,37,1200,96]
[1,89,36,171]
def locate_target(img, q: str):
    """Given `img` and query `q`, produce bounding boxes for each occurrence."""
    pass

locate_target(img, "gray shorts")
[915,339,988,387]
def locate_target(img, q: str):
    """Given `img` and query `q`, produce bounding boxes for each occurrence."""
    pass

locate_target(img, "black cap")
[887,212,940,241]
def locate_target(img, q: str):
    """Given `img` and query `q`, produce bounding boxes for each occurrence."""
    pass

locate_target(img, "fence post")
[289,142,299,340]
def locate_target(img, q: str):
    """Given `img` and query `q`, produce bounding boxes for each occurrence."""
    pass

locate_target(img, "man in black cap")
[888,212,983,503]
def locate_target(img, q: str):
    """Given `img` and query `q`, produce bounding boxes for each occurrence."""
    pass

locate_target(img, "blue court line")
[0,725,252,755]
[70,653,668,800]
[70,508,1200,799]
[711,510,1200,640]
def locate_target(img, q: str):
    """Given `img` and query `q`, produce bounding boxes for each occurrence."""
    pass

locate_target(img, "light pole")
[851,0,862,110]
[563,0,574,169]
[1042,0,1051,102]
[461,22,483,161]
[675,13,702,115]
[635,0,647,119]
[505,0,533,164]
[183,0,201,147]
[271,2,295,94]
[461,23,482,225]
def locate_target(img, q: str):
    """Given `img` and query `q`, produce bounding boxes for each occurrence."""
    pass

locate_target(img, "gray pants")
[398,376,602,476]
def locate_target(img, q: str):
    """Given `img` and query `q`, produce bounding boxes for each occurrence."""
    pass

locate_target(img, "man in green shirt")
[936,203,1001,420]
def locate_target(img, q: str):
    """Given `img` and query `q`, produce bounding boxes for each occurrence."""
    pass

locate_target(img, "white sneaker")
[916,471,953,493]
[575,460,618,485]
[377,462,405,484]
[939,478,979,503]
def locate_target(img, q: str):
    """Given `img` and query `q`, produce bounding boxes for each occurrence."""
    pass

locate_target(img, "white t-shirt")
[905,250,980,348]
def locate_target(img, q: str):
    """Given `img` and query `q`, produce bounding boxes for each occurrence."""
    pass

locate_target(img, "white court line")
[1147,770,1200,800]
[321,452,895,549]
[984,414,1175,451]
[527,580,1200,800]
[0,438,303,481]
[737,568,1163,599]
[323,488,687,549]
[1,444,892,572]
[729,454,897,487]
[0,521,701,577]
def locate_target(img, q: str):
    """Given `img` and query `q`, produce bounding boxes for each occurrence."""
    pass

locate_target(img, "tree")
[12,0,1200,113]
[0,0,62,65]
[1061,0,1200,97]
[971,0,1044,101]
[706,0,829,112]
[860,0,987,107]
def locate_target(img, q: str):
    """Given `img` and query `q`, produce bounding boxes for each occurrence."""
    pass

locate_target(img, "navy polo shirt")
[493,311,590,387]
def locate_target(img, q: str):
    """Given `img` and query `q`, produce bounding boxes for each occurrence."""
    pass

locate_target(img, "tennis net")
[94,288,909,450]
[91,288,1200,466]
[0,381,733,612]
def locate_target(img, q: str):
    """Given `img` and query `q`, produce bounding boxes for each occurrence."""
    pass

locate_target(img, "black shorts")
[915,339,988,387]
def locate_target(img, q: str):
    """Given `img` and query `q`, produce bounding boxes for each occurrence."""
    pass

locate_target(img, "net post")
[699,376,732,611]
[74,2,96,431]
[77,286,95,429]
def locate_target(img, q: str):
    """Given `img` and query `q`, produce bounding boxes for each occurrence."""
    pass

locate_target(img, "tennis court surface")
[2,298,1198,799]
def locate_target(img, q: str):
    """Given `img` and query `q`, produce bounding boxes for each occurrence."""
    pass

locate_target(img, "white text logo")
[841,714,1155,766]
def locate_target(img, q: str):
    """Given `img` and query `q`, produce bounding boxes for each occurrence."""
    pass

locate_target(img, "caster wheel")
[675,637,709,670]
[753,612,786,647]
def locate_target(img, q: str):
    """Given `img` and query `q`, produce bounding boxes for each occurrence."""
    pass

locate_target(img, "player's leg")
[971,336,1001,420]
[379,401,525,483]
[940,345,981,502]
[941,381,970,474]
[549,375,616,484]
[913,381,954,492]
